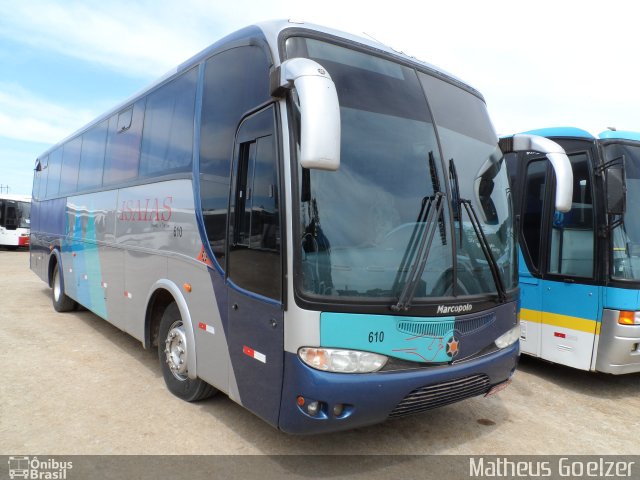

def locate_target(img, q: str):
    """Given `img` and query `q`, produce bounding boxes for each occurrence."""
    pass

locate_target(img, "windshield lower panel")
[286,37,515,305]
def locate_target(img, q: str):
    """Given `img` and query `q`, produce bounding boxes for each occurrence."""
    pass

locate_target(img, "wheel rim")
[164,320,188,381]
[53,268,61,302]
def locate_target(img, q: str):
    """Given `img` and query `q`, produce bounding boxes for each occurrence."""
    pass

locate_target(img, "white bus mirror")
[500,134,573,212]
[272,58,341,171]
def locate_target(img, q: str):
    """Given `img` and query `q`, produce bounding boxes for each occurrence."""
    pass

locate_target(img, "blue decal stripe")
[320,312,456,363]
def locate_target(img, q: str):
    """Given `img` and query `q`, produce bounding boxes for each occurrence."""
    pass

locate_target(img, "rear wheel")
[52,262,76,312]
[158,302,216,402]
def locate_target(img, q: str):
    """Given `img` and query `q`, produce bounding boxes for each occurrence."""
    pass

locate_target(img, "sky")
[1,0,640,195]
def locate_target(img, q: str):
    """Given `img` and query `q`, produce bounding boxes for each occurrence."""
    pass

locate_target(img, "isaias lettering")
[119,196,173,222]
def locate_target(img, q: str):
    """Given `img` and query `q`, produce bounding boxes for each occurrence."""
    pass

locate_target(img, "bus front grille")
[388,374,490,418]
[456,313,495,336]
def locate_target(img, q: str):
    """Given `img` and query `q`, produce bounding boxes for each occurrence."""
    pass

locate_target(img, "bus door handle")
[232,303,239,310]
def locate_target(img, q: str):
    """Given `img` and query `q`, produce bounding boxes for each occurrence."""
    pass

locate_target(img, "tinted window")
[549,153,594,278]
[228,107,281,300]
[59,137,82,194]
[199,46,272,266]
[78,120,108,190]
[521,160,547,270]
[46,148,63,198]
[33,158,45,200]
[139,67,198,177]
[103,100,144,185]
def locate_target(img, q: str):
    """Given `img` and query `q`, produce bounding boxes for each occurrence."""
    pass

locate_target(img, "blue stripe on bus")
[521,127,595,139]
[603,286,640,311]
[63,203,107,319]
[519,249,640,318]
[597,130,640,142]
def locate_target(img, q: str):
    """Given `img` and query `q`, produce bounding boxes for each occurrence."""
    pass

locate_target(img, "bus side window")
[198,45,272,268]
[521,160,547,273]
[228,107,281,301]
[548,152,594,278]
[45,148,63,198]
[78,119,108,191]
[139,67,198,177]
[59,136,82,195]
[103,100,145,185]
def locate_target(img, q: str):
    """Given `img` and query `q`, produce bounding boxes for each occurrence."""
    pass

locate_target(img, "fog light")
[307,401,320,416]
[333,403,344,417]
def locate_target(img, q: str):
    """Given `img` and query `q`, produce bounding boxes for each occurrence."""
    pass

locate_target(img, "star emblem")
[446,336,460,358]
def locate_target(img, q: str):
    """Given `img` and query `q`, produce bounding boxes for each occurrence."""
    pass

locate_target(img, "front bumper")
[277,341,518,434]
[596,309,640,374]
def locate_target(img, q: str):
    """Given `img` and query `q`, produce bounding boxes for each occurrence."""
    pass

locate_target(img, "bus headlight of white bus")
[298,347,387,373]
[494,325,520,349]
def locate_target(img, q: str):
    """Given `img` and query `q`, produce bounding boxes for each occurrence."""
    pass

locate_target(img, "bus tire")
[52,262,76,312]
[158,302,216,402]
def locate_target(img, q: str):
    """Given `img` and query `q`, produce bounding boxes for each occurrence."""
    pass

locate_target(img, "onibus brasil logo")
[8,456,73,479]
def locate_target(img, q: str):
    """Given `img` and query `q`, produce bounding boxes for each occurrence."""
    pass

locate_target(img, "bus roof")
[0,194,31,203]
[35,20,483,163]
[521,127,640,142]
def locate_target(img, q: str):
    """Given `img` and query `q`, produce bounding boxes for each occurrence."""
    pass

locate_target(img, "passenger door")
[540,151,600,370]
[517,159,547,357]
[517,148,601,369]
[226,106,284,427]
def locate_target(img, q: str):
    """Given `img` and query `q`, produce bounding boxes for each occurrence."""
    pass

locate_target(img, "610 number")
[368,331,384,343]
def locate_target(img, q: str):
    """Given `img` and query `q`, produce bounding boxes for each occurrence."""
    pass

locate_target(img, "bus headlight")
[298,347,387,373]
[494,325,520,349]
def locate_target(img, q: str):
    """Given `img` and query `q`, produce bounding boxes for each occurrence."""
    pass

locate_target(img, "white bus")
[30,20,570,433]
[0,194,31,249]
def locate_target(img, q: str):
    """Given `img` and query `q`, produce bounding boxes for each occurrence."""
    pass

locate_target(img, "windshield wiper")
[459,198,507,303]
[391,192,444,312]
[449,157,506,303]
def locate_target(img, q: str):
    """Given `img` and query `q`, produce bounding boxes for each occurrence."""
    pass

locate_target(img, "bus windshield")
[287,37,515,303]
[607,142,640,281]
[17,201,31,229]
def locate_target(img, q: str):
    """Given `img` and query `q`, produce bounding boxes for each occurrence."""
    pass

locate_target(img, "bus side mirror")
[272,58,341,171]
[500,134,573,212]
[606,165,626,214]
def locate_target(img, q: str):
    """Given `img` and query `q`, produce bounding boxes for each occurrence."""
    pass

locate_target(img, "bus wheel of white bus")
[158,302,216,402]
[52,262,76,312]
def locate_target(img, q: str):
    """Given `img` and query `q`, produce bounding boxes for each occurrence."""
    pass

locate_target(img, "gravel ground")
[2,248,639,456]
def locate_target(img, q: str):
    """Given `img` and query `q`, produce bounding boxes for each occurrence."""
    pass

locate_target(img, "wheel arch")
[144,280,198,379]
[48,248,63,288]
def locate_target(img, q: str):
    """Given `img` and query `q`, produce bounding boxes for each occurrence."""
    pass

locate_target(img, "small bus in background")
[505,127,640,374]
[0,194,31,250]
[30,20,572,433]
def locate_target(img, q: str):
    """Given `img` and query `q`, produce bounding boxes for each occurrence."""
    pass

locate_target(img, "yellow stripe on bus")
[520,308,601,335]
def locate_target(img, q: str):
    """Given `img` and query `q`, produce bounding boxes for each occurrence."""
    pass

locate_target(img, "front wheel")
[52,262,76,312]
[158,302,217,402]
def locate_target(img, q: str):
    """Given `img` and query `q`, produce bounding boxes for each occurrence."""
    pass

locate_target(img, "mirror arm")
[500,134,573,212]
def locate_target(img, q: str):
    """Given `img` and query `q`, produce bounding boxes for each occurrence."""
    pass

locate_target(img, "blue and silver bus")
[30,20,571,433]
[505,127,640,374]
